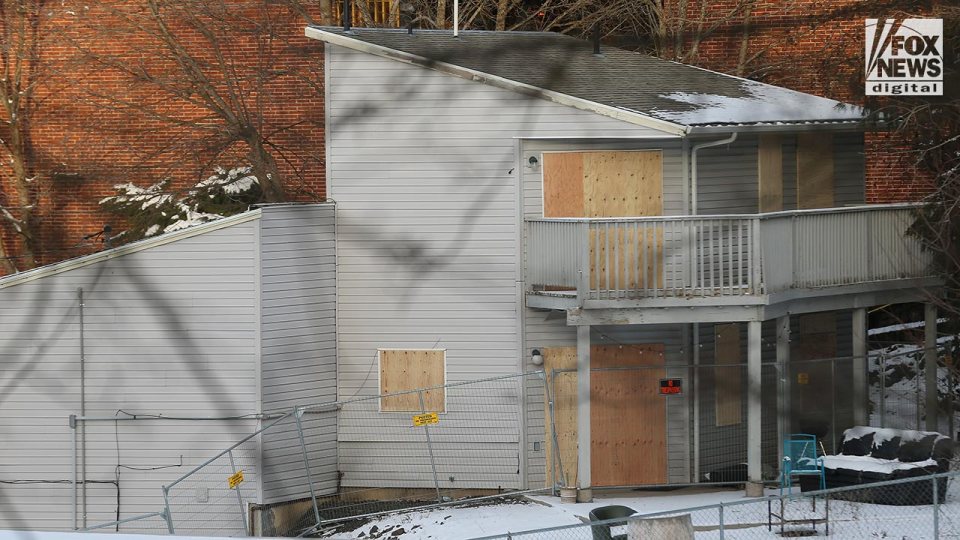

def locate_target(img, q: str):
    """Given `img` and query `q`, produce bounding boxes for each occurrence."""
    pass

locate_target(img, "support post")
[925,303,939,432]
[776,316,790,468]
[747,320,763,496]
[852,308,868,425]
[576,325,592,501]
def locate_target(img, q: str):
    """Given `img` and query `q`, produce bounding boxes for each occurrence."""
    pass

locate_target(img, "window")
[378,349,446,412]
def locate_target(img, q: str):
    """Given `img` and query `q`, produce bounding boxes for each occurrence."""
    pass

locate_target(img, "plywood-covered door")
[543,344,667,488]
[542,151,664,290]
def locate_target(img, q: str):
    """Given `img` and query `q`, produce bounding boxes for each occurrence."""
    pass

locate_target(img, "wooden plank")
[582,151,664,291]
[591,344,667,486]
[379,350,446,412]
[758,134,783,212]
[797,133,834,209]
[715,323,742,427]
[542,153,584,218]
[543,347,578,488]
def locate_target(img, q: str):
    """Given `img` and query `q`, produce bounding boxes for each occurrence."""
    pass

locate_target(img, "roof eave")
[304,26,689,137]
[686,120,869,135]
[0,209,263,291]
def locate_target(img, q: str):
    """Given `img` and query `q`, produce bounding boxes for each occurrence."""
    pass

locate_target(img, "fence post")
[933,476,940,539]
[227,449,249,536]
[719,502,725,540]
[162,485,175,534]
[294,407,323,529]
[542,370,563,495]
[418,390,443,504]
[880,352,887,428]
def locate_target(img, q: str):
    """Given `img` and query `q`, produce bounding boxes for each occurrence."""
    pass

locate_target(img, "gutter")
[690,133,737,215]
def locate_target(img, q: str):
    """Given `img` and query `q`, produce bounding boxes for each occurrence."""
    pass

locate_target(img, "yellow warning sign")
[228,470,244,489]
[412,412,439,427]
[797,373,810,385]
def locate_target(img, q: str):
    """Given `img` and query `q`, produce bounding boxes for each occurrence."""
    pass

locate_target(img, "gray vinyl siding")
[327,45,667,489]
[0,219,261,532]
[834,132,866,206]
[696,135,759,214]
[521,138,684,219]
[522,311,691,487]
[259,204,339,504]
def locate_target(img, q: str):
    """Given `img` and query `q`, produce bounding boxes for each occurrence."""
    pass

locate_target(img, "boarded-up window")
[797,133,834,209]
[758,134,784,212]
[715,323,742,426]
[379,349,446,412]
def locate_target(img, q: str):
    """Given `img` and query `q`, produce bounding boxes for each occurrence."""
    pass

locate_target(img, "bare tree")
[70,0,325,209]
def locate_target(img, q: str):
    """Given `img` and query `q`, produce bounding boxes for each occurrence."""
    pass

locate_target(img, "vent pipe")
[342,0,351,31]
[454,0,459,37]
[592,23,601,55]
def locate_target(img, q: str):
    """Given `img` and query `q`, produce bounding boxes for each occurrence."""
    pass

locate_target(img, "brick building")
[0,1,937,275]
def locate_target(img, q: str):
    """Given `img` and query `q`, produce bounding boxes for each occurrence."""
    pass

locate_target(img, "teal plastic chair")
[781,433,826,495]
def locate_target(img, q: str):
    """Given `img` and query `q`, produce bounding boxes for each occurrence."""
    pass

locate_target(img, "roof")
[0,210,263,291]
[306,27,865,132]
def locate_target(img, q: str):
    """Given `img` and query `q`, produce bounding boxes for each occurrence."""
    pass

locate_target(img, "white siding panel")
[328,45,663,488]
[259,205,339,504]
[0,220,261,532]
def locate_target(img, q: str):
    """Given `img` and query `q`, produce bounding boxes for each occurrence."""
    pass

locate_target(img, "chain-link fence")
[469,471,960,539]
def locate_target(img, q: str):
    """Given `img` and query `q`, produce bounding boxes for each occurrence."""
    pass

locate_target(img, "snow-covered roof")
[306,27,865,133]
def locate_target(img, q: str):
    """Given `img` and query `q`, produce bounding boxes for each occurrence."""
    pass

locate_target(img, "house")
[303,27,941,498]
[0,204,338,533]
[0,27,943,534]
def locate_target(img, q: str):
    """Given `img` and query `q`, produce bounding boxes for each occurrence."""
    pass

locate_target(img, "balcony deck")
[525,204,941,323]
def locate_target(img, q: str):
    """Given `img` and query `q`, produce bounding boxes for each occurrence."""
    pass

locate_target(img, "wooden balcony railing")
[525,204,932,302]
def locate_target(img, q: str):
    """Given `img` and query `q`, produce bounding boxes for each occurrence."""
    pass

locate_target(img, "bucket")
[559,486,577,503]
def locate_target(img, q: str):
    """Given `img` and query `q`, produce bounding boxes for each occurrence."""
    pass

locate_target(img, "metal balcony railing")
[525,204,933,302]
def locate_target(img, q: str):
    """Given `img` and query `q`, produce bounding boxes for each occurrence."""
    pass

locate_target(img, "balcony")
[525,204,940,320]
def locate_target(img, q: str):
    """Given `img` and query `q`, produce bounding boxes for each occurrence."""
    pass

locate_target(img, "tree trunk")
[247,137,285,202]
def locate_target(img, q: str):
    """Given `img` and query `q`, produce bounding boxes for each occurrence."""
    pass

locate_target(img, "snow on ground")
[315,486,770,539]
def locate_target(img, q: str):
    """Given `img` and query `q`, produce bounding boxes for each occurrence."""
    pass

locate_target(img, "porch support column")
[576,325,592,501]
[852,308,868,426]
[776,316,791,467]
[746,320,763,496]
[925,304,939,432]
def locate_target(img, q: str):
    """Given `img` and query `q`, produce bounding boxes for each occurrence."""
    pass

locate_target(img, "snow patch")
[821,455,937,474]
[652,82,863,125]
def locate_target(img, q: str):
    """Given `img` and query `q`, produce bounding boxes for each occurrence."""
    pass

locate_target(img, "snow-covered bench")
[799,426,953,505]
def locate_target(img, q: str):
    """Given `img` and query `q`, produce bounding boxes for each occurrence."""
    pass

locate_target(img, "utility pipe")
[691,133,737,215]
[78,287,87,528]
[453,0,459,37]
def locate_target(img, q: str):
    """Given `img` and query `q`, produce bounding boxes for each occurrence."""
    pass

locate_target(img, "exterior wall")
[696,132,865,215]
[522,312,692,487]
[521,138,685,219]
[259,204,339,504]
[0,217,262,531]
[326,45,663,488]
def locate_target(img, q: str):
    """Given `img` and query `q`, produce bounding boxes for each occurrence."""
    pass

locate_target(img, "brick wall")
[662,0,936,204]
[0,1,327,273]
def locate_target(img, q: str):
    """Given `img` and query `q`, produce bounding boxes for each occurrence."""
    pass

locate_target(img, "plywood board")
[591,344,667,487]
[542,153,584,218]
[543,347,578,488]
[797,133,834,209]
[715,323,742,427]
[582,151,662,218]
[758,134,784,212]
[380,350,445,412]
[544,344,667,488]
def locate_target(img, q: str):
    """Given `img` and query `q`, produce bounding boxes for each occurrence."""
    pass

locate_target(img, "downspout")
[77,287,87,528]
[691,133,737,215]
[689,133,735,485]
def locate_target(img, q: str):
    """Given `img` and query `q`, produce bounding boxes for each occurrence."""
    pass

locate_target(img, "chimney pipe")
[592,23,601,55]
[342,0,351,31]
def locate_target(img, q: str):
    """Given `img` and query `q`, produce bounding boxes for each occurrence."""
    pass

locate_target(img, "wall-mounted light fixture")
[531,349,543,366]
[526,154,540,171]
